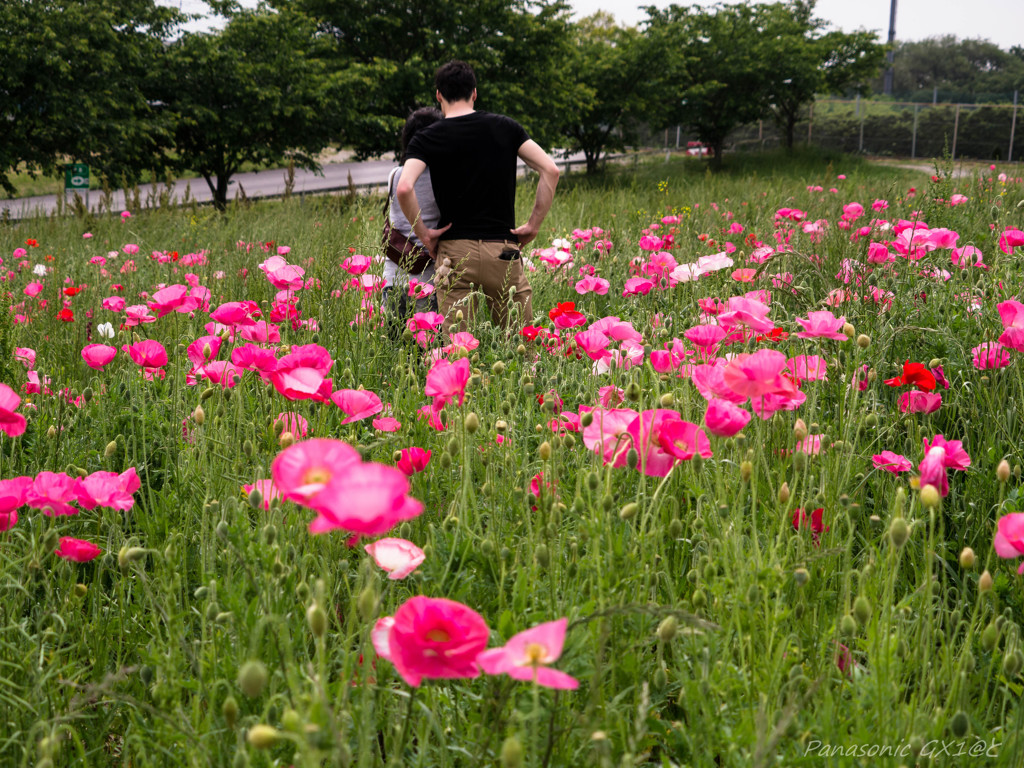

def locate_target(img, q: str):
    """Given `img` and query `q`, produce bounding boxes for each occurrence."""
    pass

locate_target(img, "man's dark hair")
[435,60,476,103]
[401,107,442,157]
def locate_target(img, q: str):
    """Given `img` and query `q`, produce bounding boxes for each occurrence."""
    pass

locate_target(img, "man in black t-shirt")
[397,60,560,331]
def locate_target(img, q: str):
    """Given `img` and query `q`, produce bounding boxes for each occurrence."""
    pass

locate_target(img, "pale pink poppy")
[272,438,362,504]
[581,407,639,468]
[372,617,396,660]
[597,385,624,407]
[387,596,489,687]
[573,329,612,361]
[872,451,912,473]
[239,321,281,344]
[55,537,102,562]
[477,617,578,689]
[0,383,27,437]
[373,417,402,432]
[575,275,610,295]
[622,277,655,296]
[331,389,384,424]
[306,460,423,537]
[102,296,126,312]
[684,324,726,350]
[786,355,828,383]
[950,194,968,206]
[951,245,986,270]
[124,304,157,326]
[26,471,78,516]
[717,296,774,333]
[994,513,1024,573]
[704,399,750,437]
[722,350,796,400]
[364,537,425,579]
[794,310,847,340]
[691,361,748,404]
[590,316,643,343]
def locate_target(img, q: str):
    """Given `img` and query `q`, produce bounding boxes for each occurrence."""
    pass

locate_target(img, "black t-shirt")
[405,111,529,241]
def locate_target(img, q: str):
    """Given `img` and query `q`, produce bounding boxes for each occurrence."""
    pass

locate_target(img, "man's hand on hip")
[511,222,539,246]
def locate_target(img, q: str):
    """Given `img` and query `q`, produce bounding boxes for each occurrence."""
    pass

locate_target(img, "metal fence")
[639,96,1023,163]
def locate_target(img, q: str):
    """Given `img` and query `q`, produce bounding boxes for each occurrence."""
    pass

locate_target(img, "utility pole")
[883,0,897,96]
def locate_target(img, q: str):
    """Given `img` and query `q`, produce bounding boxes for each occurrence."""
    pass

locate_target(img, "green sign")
[65,163,89,191]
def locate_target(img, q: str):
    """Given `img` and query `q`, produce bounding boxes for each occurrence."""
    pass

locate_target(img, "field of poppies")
[2,151,1024,766]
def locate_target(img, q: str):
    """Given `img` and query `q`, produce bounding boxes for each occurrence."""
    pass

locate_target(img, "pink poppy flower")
[684,324,726,350]
[364,538,425,579]
[949,194,968,206]
[622,277,655,296]
[794,310,847,340]
[898,391,942,414]
[271,344,334,401]
[26,471,78,516]
[74,468,140,511]
[717,296,775,333]
[994,513,1024,574]
[273,412,309,438]
[232,344,279,378]
[597,385,624,407]
[573,329,612,361]
[691,361,748,404]
[102,296,126,312]
[124,304,157,326]
[372,617,396,660]
[575,275,610,295]
[239,320,281,344]
[0,383,27,437]
[14,348,35,369]
[331,389,384,424]
[0,476,31,530]
[999,227,1024,255]
[24,282,44,298]
[581,407,639,467]
[872,451,912,473]
[951,245,986,269]
[373,417,402,432]
[306,460,423,537]
[477,617,578,689]
[210,301,257,327]
[786,355,828,383]
[722,349,797,400]
[417,403,447,431]
[55,537,102,562]
[396,447,431,476]
[272,438,362,505]
[972,342,1010,370]
[242,479,280,511]
[122,340,168,368]
[0,507,16,531]
[147,284,201,317]
[704,399,750,437]
[386,596,489,687]
[424,358,470,408]
[81,344,117,370]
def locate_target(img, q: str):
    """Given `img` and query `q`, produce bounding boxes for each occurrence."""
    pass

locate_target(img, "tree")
[0,0,183,195]
[645,3,776,169]
[758,3,883,150]
[155,5,339,210]
[273,0,587,158]
[882,36,1024,102]
[562,14,655,174]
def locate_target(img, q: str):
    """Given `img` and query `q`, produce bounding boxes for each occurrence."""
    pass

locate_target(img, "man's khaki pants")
[436,239,533,332]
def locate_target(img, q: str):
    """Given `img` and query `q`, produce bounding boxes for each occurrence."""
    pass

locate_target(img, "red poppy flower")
[63,286,81,297]
[883,361,936,392]
[57,308,74,322]
[792,507,828,543]
[520,325,542,342]
[548,302,586,329]
[756,327,789,343]
[171,251,180,262]
[25,239,38,247]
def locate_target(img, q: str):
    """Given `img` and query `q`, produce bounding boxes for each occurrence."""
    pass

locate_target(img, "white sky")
[161,0,1024,50]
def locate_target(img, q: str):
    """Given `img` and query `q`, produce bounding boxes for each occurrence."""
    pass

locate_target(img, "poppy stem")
[392,685,418,765]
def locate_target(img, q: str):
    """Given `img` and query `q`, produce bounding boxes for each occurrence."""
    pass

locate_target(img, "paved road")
[0,152,591,221]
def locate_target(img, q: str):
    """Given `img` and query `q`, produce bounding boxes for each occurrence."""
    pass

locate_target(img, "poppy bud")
[981,621,999,650]
[247,489,263,510]
[659,392,674,407]
[740,460,753,482]
[619,502,639,520]
[840,614,857,636]
[223,695,239,729]
[538,441,552,461]
[307,603,328,638]
[279,431,295,449]
[1003,649,1023,678]
[949,711,969,738]
[500,735,523,768]
[792,451,807,472]
[691,589,707,609]
[535,543,550,569]
[853,596,871,625]
[246,725,279,749]
[464,412,480,434]
[959,547,975,569]
[889,517,909,547]
[74,583,88,597]
[625,382,642,402]
[856,334,870,349]
[492,361,505,375]
[46,425,57,439]
[998,460,1011,483]
[626,448,639,470]
[979,570,993,592]
[778,482,790,504]
[793,418,808,440]
[104,440,118,457]
[928,358,941,369]
[237,660,268,698]
[794,567,809,586]
[842,322,855,338]
[657,615,678,642]
[193,406,205,425]
[920,484,940,509]
[580,411,594,427]
[357,584,378,621]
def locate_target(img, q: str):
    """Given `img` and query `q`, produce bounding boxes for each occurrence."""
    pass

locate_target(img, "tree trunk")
[785,114,797,151]
[709,139,725,171]
[585,147,601,174]
[214,174,230,211]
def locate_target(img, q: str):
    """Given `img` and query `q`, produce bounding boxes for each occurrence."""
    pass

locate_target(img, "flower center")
[524,642,548,666]
[426,628,450,643]
[303,468,330,486]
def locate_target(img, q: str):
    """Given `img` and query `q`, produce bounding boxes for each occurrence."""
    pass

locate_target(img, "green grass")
[0,150,1023,767]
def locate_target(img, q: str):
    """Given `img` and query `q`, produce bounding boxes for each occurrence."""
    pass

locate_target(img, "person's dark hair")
[435,60,476,103]
[400,107,442,159]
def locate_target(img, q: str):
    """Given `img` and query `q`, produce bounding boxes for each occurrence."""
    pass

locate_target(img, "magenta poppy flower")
[74,468,140,511]
[998,227,1024,255]
[55,537,102,562]
[417,403,447,431]
[14,347,36,369]
[717,296,775,333]
[0,476,31,521]
[241,479,280,511]
[364,537,425,579]
[201,361,242,389]
[972,342,1010,370]
[574,275,610,295]
[271,344,334,401]
[622,277,655,296]
[786,355,828,383]
[684,324,726,350]
[424,358,470,408]
[147,284,201,317]
[239,321,280,344]
[794,310,847,340]
[872,451,912,473]
[26,471,78,516]
[386,596,489,687]
[994,513,1024,574]
[477,618,578,690]
[210,301,257,327]
[582,407,639,468]
[331,389,383,425]
[397,447,431,476]
[232,344,279,377]
[722,349,796,400]
[307,461,423,537]
[102,296,126,312]
[81,344,117,370]
[122,340,168,368]
[0,383,27,437]
[704,399,750,437]
[273,411,309,438]
[898,391,942,414]
[573,329,612,362]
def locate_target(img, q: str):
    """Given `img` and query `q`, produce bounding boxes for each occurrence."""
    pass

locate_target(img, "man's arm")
[511,139,560,246]
[395,158,449,257]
